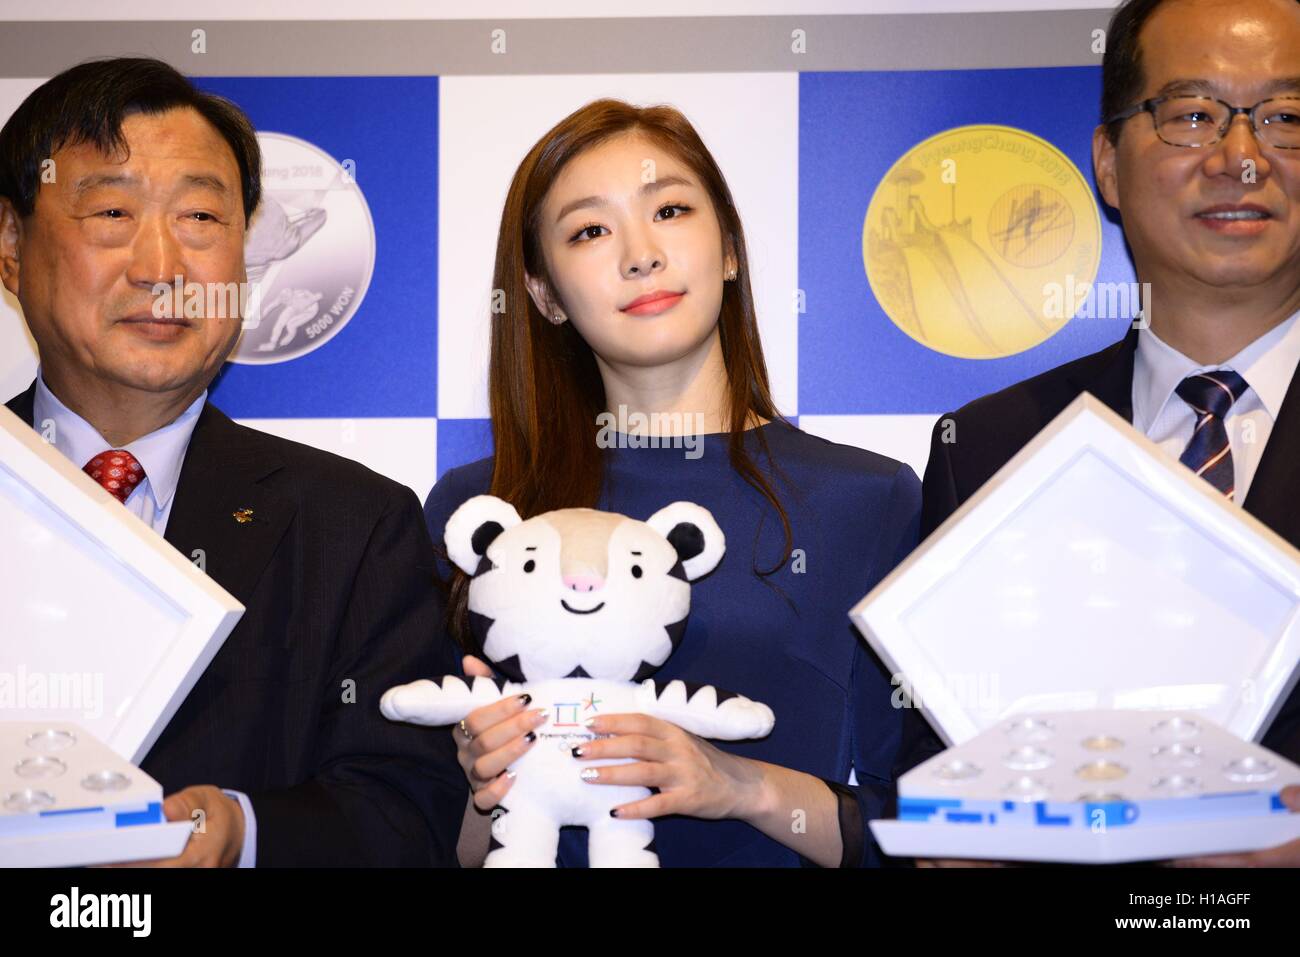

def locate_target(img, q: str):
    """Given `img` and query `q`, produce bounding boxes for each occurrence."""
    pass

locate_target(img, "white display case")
[851,394,1300,863]
[0,405,243,865]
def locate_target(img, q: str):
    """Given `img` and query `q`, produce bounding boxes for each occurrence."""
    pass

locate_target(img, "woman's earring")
[549,312,567,325]
[725,268,737,281]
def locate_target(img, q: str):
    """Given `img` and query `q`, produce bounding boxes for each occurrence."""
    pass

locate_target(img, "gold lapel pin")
[232,508,255,524]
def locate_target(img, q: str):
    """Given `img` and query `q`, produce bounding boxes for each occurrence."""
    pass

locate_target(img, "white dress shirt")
[30,370,257,868]
[1131,311,1300,503]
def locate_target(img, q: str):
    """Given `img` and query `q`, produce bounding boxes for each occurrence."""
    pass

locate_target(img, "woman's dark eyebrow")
[554,174,695,222]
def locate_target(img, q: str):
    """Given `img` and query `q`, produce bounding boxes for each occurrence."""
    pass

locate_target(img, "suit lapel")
[1069,325,1140,423]
[5,381,37,427]
[163,403,296,609]
[1242,366,1300,550]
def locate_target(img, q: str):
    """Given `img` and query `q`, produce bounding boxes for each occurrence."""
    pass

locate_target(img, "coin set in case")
[0,723,193,867]
[852,395,1300,862]
[887,710,1300,862]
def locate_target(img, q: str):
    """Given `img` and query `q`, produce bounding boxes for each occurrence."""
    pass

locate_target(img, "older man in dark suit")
[0,57,465,866]
[921,0,1300,865]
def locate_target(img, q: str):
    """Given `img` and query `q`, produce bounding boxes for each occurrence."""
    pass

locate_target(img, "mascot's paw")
[380,678,466,726]
[721,697,776,739]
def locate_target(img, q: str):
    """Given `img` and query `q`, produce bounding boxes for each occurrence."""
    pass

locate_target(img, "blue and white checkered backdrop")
[0,26,1139,502]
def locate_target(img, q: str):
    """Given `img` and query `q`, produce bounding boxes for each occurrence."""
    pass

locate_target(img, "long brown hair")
[446,98,794,648]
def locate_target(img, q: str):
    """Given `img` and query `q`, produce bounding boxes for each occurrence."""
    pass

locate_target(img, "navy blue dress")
[423,420,938,866]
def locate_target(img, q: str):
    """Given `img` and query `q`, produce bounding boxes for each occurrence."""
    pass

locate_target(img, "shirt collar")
[1134,310,1300,430]
[32,369,207,513]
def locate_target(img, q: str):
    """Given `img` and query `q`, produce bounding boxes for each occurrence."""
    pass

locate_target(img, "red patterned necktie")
[83,449,146,504]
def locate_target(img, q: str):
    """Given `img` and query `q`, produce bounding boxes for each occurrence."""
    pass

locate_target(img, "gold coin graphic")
[863,125,1101,359]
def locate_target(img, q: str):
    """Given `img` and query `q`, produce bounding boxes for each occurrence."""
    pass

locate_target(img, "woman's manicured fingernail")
[518,693,532,706]
[571,746,584,757]
[580,768,599,781]
[582,717,598,728]
[609,808,619,818]
[505,769,517,780]
[525,731,536,743]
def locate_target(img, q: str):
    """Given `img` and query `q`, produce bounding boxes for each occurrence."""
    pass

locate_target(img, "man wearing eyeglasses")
[919,0,1300,866]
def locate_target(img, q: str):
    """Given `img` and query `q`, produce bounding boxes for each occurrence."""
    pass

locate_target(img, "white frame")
[850,394,1300,747]
[0,405,243,763]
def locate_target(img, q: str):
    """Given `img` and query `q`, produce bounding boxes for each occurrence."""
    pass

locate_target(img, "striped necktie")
[1173,370,1248,501]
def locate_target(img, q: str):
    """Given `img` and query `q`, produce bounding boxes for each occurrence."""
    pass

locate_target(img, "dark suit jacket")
[7,382,467,866]
[920,327,1300,763]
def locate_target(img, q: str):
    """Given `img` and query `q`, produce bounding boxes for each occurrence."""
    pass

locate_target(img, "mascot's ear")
[645,501,726,581]
[445,495,523,575]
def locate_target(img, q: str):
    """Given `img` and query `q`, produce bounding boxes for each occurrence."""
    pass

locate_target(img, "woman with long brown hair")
[424,98,935,866]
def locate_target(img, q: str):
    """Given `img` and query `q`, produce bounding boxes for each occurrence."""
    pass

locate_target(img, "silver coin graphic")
[232,131,376,364]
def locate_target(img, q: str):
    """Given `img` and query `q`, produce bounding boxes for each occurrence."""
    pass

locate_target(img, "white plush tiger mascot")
[380,494,776,867]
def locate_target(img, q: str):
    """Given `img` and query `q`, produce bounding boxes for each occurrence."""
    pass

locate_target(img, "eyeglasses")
[1106,95,1300,149]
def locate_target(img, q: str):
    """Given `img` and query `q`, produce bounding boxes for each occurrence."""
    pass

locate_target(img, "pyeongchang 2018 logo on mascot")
[232,132,376,365]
